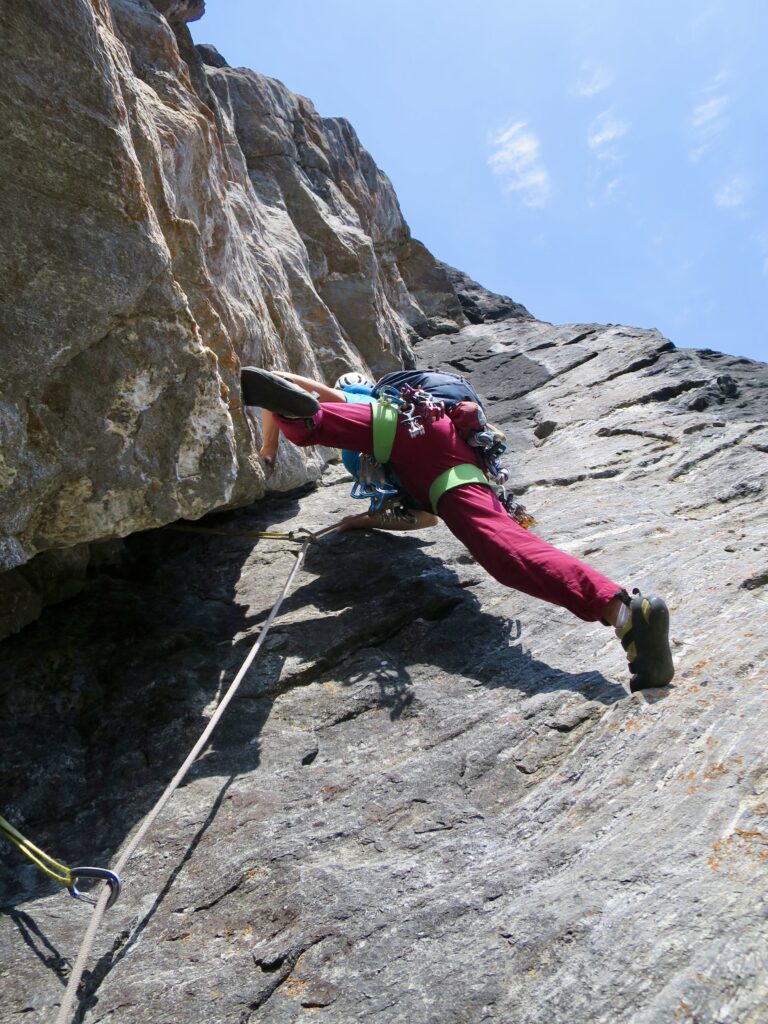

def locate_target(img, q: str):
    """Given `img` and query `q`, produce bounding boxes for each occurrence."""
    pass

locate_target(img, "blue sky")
[191,1,767,363]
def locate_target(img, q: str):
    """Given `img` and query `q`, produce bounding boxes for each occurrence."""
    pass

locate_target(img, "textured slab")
[1,322,766,1023]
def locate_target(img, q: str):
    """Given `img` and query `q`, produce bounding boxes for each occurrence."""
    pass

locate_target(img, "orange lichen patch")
[707,829,768,875]
[617,776,631,786]
[705,736,720,747]
[702,762,729,781]
[694,971,715,986]
[674,998,695,1020]
[735,828,768,845]
[220,348,240,370]
[241,926,254,940]
[282,976,309,998]
[752,802,768,817]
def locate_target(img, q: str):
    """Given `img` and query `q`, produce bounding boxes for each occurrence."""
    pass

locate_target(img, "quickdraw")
[0,814,121,910]
[396,383,446,438]
[166,525,309,542]
[350,453,401,511]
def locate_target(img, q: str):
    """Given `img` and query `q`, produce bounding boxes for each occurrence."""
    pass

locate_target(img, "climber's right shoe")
[240,367,320,418]
[617,590,675,692]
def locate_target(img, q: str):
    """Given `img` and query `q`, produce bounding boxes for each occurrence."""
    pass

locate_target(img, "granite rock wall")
[0,0,527,636]
[0,321,765,1023]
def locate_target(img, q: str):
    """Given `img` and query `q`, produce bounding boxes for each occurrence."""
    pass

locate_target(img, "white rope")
[55,524,340,1024]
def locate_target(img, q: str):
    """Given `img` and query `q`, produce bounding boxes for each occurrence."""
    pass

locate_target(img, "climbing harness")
[371,393,401,462]
[0,815,121,908]
[353,380,536,528]
[428,464,490,514]
[52,520,341,1024]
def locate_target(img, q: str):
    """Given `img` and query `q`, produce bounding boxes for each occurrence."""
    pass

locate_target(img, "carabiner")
[68,866,122,910]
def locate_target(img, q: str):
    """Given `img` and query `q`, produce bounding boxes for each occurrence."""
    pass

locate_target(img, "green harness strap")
[428,464,490,514]
[371,400,399,463]
[371,399,490,514]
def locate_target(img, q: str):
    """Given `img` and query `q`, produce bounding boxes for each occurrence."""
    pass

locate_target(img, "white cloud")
[605,178,622,200]
[587,110,629,158]
[692,95,728,129]
[573,64,613,98]
[715,175,751,208]
[488,122,552,207]
[689,73,729,161]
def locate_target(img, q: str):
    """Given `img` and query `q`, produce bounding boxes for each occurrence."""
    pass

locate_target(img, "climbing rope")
[53,521,341,1024]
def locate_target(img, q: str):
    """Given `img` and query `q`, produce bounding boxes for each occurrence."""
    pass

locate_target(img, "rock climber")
[255,368,440,533]
[241,365,675,692]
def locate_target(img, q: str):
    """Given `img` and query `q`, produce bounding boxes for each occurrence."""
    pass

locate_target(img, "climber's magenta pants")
[276,403,621,622]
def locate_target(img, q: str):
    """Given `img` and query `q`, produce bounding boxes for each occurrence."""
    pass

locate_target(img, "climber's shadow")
[242,526,628,719]
[0,493,626,921]
[0,496,306,912]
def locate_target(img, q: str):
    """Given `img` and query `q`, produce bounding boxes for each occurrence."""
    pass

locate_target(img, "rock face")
[0,0,526,636]
[438,262,532,324]
[1,321,766,1023]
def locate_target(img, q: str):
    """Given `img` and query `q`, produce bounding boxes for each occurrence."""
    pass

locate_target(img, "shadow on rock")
[234,527,628,719]
[0,493,624,917]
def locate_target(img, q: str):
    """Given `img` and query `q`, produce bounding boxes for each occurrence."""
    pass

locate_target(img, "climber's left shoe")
[617,590,675,692]
[240,367,320,418]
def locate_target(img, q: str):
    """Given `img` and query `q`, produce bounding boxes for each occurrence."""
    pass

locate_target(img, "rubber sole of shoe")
[626,594,675,692]
[241,367,320,418]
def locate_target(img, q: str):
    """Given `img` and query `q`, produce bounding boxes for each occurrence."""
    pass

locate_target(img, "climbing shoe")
[240,367,320,418]
[616,589,675,692]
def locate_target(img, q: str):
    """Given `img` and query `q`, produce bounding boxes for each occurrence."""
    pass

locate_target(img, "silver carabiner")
[68,866,122,910]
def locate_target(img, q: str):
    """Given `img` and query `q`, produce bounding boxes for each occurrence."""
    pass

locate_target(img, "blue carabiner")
[68,866,122,910]
[376,385,405,407]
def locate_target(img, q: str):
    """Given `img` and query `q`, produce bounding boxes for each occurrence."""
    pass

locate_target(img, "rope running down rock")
[54,522,340,1024]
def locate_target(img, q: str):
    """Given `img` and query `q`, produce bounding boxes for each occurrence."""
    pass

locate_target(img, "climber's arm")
[259,410,281,472]
[258,372,346,473]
